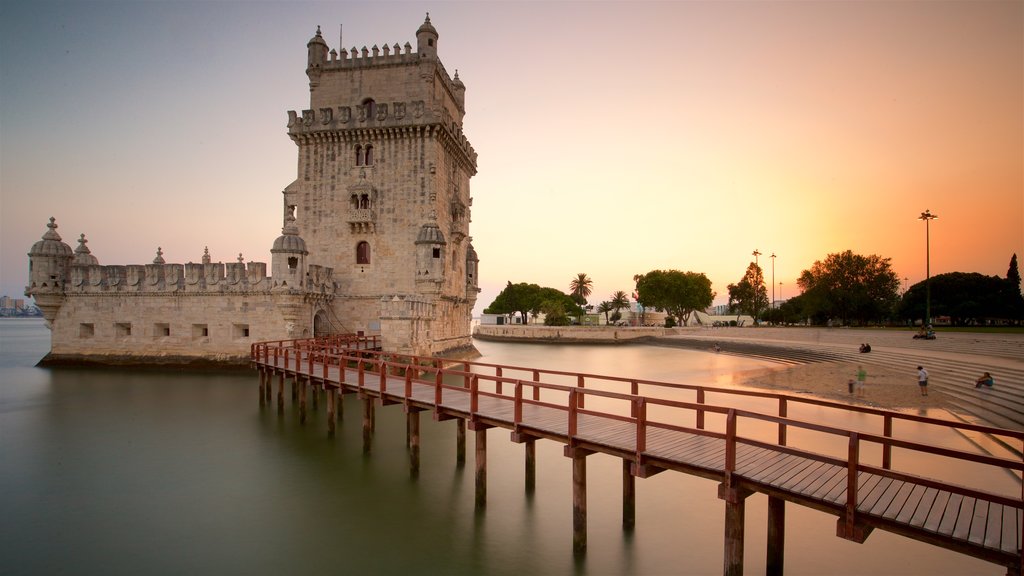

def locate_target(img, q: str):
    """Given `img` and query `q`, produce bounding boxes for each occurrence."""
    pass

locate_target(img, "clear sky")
[2,0,1021,315]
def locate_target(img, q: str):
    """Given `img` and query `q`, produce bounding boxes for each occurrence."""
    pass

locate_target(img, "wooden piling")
[767,495,785,576]
[622,459,635,529]
[525,439,536,493]
[362,397,374,453]
[277,372,285,414]
[408,410,421,477]
[298,378,308,424]
[326,388,337,437]
[456,418,466,466]
[475,427,487,508]
[571,450,588,554]
[258,370,266,407]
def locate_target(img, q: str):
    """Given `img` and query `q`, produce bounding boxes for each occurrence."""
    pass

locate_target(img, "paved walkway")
[656,327,1024,431]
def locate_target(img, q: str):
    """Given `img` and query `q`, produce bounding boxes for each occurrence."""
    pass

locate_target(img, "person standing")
[917,365,929,396]
[856,366,867,396]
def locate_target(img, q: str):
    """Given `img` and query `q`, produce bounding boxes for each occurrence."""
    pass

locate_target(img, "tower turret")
[306,26,329,89]
[25,217,73,324]
[451,70,466,112]
[416,13,438,60]
[271,213,308,290]
[73,233,99,266]
[415,223,446,292]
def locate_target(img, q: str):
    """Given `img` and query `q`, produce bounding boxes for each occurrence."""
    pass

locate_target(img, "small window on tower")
[432,247,440,258]
[364,145,373,166]
[287,257,298,270]
[356,241,371,264]
[355,145,363,166]
[363,99,376,120]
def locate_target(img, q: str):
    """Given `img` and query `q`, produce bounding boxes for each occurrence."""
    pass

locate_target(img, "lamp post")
[752,249,762,324]
[770,252,776,310]
[918,210,938,327]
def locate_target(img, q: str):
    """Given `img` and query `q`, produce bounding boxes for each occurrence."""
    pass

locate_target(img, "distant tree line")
[483,254,1024,328]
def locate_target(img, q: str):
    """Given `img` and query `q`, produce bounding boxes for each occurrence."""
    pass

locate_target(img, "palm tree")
[569,273,593,304]
[609,291,630,318]
[596,301,612,324]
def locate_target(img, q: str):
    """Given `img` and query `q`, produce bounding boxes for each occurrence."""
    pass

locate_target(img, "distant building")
[25,16,479,365]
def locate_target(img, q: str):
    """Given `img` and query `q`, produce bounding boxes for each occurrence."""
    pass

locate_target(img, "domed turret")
[73,233,99,266]
[465,242,479,288]
[415,223,446,290]
[416,13,438,60]
[271,213,308,290]
[307,26,329,88]
[27,217,73,292]
[451,70,466,111]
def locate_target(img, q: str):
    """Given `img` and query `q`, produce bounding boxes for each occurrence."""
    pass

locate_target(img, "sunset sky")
[1,0,1021,315]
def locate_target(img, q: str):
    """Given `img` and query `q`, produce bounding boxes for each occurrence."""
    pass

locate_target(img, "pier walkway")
[251,335,1024,575]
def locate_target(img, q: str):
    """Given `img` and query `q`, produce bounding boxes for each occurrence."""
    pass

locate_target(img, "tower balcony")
[348,209,376,234]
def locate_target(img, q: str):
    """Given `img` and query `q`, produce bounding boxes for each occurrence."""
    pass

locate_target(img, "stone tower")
[284,15,480,356]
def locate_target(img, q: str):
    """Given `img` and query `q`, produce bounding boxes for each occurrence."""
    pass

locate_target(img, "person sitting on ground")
[975,372,995,388]
[859,343,871,353]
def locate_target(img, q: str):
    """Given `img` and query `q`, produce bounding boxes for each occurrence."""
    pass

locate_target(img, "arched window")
[351,195,359,209]
[287,256,298,270]
[356,241,370,264]
[364,145,373,166]
[359,194,369,209]
[355,145,363,166]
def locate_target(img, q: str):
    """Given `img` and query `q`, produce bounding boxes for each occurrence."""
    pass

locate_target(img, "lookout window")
[154,323,170,338]
[79,323,94,338]
[287,256,298,270]
[432,247,441,258]
[355,145,363,166]
[356,241,371,264]
[364,145,373,166]
[114,322,132,337]
[363,99,376,121]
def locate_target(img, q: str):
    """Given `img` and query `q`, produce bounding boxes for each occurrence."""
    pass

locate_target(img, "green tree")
[726,262,768,322]
[485,282,581,324]
[1008,253,1022,289]
[609,291,630,319]
[899,271,1024,325]
[633,270,715,325]
[596,301,612,324]
[569,273,593,306]
[798,250,900,326]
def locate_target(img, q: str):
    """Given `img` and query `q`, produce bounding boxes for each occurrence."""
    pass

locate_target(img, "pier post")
[718,483,752,576]
[362,397,374,453]
[326,388,337,437]
[767,496,785,576]
[264,374,272,404]
[277,372,285,414]
[474,426,487,508]
[408,409,421,477]
[258,370,266,407]
[622,459,635,529]
[525,439,536,493]
[292,376,298,401]
[298,378,308,425]
[565,446,593,555]
[311,382,318,410]
[456,418,466,466]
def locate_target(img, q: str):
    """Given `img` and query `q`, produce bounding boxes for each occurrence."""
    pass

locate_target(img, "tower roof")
[417,13,438,37]
[415,223,447,245]
[308,25,327,47]
[28,217,73,258]
[73,233,99,266]
[272,213,308,254]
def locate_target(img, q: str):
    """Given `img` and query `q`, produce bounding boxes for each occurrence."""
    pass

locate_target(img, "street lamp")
[752,249,762,323]
[918,210,938,327]
[770,252,776,311]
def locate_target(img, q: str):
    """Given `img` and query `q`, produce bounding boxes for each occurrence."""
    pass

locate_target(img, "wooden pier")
[252,336,1024,575]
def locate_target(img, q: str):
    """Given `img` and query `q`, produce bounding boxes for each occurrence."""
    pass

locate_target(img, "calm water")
[0,319,1003,575]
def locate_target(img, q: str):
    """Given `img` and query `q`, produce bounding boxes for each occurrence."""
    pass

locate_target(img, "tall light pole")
[770,252,776,310]
[752,249,761,324]
[918,210,938,327]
